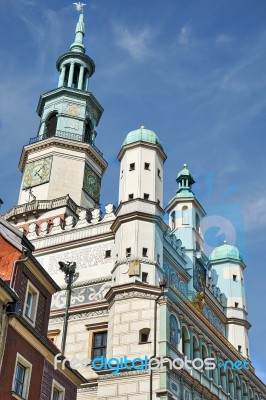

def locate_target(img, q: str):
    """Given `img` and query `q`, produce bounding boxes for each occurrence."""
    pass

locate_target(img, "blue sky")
[0,0,266,383]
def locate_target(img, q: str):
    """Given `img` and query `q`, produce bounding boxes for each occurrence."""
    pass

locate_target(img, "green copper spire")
[70,13,85,53]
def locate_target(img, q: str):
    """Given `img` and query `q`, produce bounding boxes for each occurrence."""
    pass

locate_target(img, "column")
[78,65,85,90]
[58,65,66,87]
[67,62,75,87]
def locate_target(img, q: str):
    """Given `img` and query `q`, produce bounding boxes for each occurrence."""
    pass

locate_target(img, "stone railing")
[29,130,103,157]
[3,195,79,222]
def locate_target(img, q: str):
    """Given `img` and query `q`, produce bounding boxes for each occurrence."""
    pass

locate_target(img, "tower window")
[238,345,242,353]
[72,64,80,89]
[233,275,237,281]
[129,163,135,171]
[157,199,160,205]
[142,248,148,257]
[196,213,201,233]
[126,248,131,257]
[128,193,134,200]
[158,169,161,178]
[139,328,150,344]
[144,193,150,200]
[171,211,176,230]
[142,272,148,283]
[235,302,239,308]
[144,163,150,170]
[182,206,189,225]
[105,250,111,258]
[157,254,160,264]
[45,112,58,138]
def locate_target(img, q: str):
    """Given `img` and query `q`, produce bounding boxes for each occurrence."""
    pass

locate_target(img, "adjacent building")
[2,10,266,400]
[0,217,85,399]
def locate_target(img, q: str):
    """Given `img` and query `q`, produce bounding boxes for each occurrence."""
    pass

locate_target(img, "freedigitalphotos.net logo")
[54,354,250,375]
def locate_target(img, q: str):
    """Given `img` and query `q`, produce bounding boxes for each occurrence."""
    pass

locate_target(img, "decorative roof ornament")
[73,2,86,12]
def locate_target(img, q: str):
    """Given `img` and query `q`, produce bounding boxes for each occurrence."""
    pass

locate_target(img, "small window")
[126,248,131,257]
[12,354,32,399]
[128,194,134,200]
[129,163,135,171]
[171,211,176,230]
[157,199,160,205]
[142,248,148,257]
[233,275,237,281]
[238,345,242,353]
[23,281,39,325]
[158,169,161,178]
[144,193,149,200]
[139,328,150,344]
[92,331,107,358]
[51,379,65,400]
[142,272,148,283]
[47,329,60,346]
[157,254,160,264]
[235,302,239,308]
[105,250,111,258]
[144,163,150,170]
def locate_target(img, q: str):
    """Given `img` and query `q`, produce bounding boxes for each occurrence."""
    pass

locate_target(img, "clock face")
[83,164,101,202]
[22,157,52,189]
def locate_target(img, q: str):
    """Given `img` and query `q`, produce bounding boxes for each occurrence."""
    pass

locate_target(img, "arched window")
[63,64,70,86]
[235,375,241,400]
[139,328,150,344]
[182,206,189,225]
[84,120,94,143]
[45,112,58,138]
[228,369,234,397]
[171,211,176,230]
[195,213,201,233]
[72,64,80,89]
[192,335,200,359]
[202,344,208,374]
[210,352,218,384]
[182,325,190,358]
[169,315,178,348]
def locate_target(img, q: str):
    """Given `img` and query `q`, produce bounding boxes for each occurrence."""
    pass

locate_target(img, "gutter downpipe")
[150,279,167,400]
[10,248,29,289]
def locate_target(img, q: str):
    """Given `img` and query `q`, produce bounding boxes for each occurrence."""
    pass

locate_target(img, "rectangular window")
[51,379,65,400]
[158,169,161,178]
[128,193,134,200]
[23,281,39,325]
[105,250,111,258]
[233,275,237,281]
[157,254,160,264]
[144,162,150,170]
[92,332,107,359]
[142,272,148,283]
[144,193,149,200]
[238,345,242,353]
[129,163,135,171]
[12,354,32,399]
[142,248,148,257]
[235,302,239,308]
[126,248,131,257]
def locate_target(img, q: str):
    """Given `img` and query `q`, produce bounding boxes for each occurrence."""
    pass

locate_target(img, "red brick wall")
[0,236,21,281]
[14,263,51,337]
[40,360,77,400]
[0,326,43,399]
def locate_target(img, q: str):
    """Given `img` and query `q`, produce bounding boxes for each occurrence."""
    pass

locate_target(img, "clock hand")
[34,171,43,179]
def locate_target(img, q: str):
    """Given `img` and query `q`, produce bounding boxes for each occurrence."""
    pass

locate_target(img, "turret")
[209,241,250,358]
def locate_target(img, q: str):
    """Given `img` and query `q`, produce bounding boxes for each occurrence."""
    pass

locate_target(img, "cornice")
[19,136,108,173]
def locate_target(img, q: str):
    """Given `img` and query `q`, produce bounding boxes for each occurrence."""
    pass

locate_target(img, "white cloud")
[216,34,233,45]
[178,24,191,45]
[112,23,154,59]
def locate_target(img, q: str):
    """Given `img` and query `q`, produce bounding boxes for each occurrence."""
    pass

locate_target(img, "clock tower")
[17,12,107,210]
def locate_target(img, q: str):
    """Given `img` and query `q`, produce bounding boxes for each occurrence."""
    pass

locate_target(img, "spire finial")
[73,2,86,13]
[183,163,188,168]
[224,240,227,244]
[70,4,86,53]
